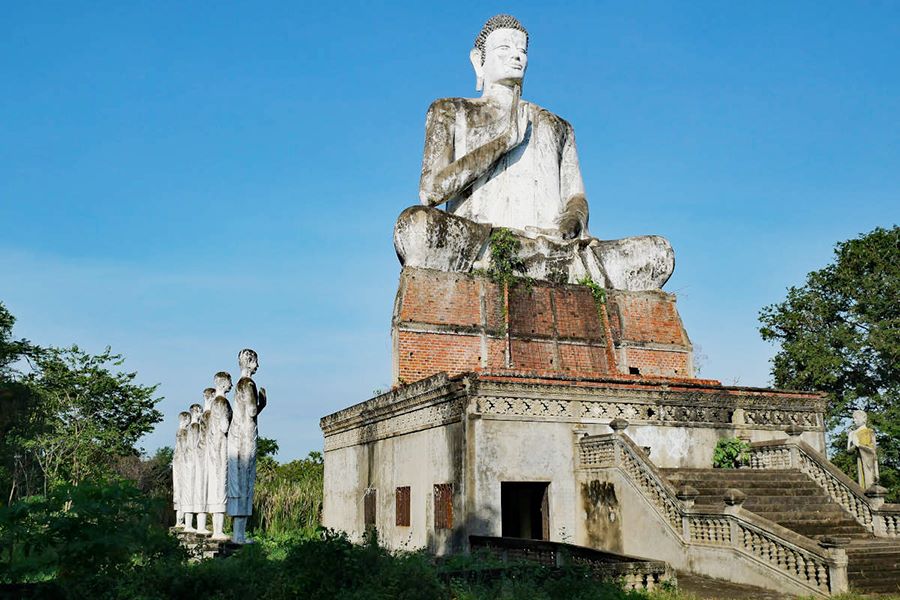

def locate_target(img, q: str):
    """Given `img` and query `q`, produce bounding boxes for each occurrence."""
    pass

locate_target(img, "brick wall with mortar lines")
[624,347,691,378]
[393,268,693,384]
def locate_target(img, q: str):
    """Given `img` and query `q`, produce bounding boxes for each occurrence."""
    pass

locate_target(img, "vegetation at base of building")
[759,226,900,501]
[252,440,325,535]
[0,521,686,600]
[711,437,751,469]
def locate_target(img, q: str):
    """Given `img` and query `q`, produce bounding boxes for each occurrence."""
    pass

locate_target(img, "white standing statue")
[206,374,233,540]
[394,14,675,289]
[172,411,191,528]
[189,402,210,534]
[847,409,879,489]
[182,418,201,531]
[227,348,267,544]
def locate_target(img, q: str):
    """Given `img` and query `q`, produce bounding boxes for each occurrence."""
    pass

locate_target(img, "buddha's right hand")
[506,84,529,148]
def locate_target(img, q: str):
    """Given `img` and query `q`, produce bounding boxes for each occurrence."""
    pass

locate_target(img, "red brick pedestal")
[391,268,699,386]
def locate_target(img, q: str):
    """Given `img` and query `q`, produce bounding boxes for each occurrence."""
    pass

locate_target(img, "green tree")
[0,302,43,503]
[759,226,900,500]
[22,345,163,492]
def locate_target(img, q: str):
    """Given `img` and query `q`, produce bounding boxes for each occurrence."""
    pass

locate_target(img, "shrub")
[712,437,750,469]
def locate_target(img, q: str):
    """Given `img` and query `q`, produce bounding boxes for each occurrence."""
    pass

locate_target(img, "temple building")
[321,14,899,598]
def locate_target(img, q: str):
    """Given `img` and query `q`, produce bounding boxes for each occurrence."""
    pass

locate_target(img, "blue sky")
[2,2,898,460]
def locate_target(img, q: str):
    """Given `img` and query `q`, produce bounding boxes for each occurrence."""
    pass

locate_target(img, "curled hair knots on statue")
[238,348,258,366]
[474,14,528,64]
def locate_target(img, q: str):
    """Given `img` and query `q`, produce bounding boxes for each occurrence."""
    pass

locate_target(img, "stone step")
[667,478,818,488]
[737,496,838,506]
[664,469,809,478]
[749,511,858,522]
[847,547,900,557]
[847,551,900,562]
[689,487,824,497]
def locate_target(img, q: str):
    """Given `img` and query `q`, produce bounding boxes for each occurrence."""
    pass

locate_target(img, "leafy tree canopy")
[760,225,899,499]
[1,302,163,502]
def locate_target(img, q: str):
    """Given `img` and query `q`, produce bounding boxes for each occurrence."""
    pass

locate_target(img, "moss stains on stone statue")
[394,14,675,291]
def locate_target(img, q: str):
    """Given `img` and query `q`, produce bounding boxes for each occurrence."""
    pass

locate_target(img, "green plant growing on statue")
[712,437,750,469]
[476,228,534,337]
[577,275,607,323]
[484,228,528,287]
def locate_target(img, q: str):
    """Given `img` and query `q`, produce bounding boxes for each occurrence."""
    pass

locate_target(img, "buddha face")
[479,29,528,87]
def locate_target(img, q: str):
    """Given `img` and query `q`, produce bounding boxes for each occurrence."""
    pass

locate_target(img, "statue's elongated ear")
[469,47,484,91]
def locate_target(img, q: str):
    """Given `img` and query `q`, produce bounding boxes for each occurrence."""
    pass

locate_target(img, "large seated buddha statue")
[394,14,674,291]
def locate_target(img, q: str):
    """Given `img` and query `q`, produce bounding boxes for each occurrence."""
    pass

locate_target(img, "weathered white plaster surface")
[173,411,191,528]
[394,14,676,291]
[227,349,266,543]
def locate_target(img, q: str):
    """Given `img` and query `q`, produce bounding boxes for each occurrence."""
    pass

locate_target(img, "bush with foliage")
[712,437,750,469]
[0,478,184,595]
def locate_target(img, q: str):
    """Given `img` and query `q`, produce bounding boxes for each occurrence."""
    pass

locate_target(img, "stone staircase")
[662,468,900,595]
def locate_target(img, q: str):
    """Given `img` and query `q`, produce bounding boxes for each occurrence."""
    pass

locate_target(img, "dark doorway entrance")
[501,482,550,540]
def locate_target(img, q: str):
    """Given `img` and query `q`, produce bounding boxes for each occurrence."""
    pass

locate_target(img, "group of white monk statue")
[172,348,267,544]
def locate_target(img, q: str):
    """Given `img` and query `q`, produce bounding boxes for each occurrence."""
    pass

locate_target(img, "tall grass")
[252,452,323,535]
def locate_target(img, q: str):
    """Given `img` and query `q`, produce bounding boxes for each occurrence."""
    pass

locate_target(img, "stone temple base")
[172,529,241,560]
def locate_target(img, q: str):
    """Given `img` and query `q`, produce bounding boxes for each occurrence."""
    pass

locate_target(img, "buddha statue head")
[214,372,232,397]
[238,348,259,378]
[470,14,528,92]
[189,403,202,423]
[178,411,191,430]
[202,387,216,411]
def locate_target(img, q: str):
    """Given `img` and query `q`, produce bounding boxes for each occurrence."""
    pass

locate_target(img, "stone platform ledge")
[473,368,827,401]
[172,528,241,560]
[320,370,827,445]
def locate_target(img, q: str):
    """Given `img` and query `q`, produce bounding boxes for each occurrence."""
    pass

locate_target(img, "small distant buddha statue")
[394,14,674,290]
[847,409,879,489]
[206,376,232,541]
[172,411,191,529]
[227,349,267,544]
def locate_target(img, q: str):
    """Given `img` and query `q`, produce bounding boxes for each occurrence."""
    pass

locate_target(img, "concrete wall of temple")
[465,416,580,542]
[321,421,466,554]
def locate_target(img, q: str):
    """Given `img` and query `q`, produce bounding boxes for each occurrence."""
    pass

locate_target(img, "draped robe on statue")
[206,397,231,513]
[184,423,200,512]
[173,427,187,512]
[227,377,260,516]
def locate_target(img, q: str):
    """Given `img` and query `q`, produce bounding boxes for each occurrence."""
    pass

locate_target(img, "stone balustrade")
[579,432,849,596]
[747,438,900,538]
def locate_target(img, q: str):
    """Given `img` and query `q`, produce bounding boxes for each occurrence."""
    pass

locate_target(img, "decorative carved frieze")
[323,397,465,451]
[478,392,821,430]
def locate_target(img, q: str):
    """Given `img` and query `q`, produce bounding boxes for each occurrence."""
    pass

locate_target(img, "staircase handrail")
[748,438,900,537]
[579,432,848,596]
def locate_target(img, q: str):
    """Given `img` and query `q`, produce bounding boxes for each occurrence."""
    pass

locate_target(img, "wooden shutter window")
[364,488,376,527]
[396,486,411,527]
[434,483,453,529]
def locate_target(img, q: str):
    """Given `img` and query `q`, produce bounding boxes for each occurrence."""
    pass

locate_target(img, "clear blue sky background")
[2,2,898,461]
